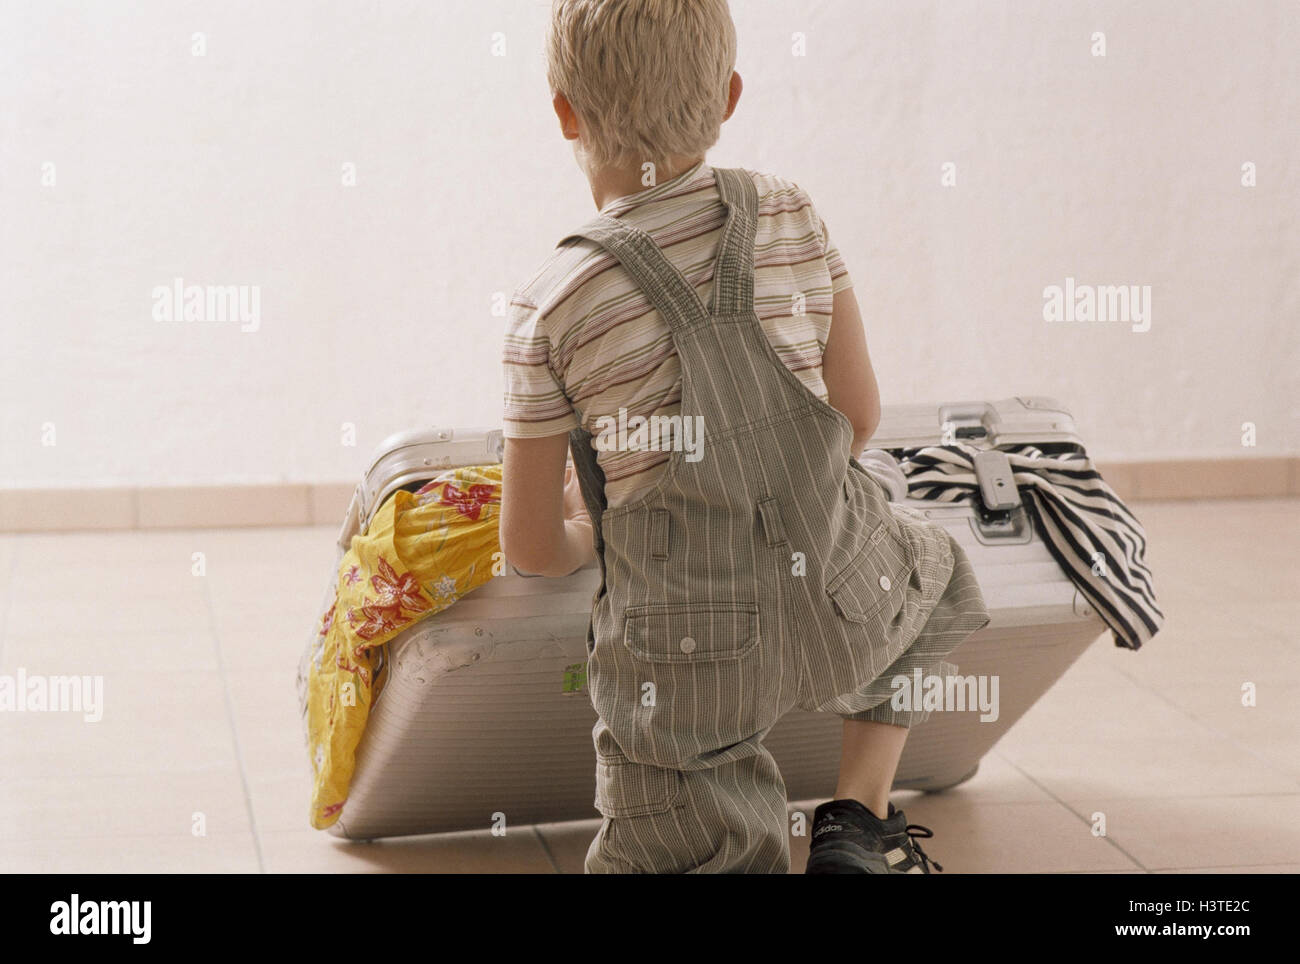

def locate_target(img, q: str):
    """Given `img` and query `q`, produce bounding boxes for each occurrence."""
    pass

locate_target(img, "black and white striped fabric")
[896,443,1163,650]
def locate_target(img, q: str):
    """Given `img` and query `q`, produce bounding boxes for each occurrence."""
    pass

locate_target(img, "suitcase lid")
[868,396,1082,452]
[354,396,1081,530]
[358,426,503,527]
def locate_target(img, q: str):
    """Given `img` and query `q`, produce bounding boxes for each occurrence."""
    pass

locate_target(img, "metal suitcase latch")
[973,450,1021,513]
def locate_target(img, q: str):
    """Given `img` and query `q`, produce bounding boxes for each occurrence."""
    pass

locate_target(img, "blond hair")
[546,0,737,169]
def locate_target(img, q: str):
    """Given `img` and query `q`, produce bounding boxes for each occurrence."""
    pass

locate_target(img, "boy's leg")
[584,747,790,874]
[833,718,908,819]
[805,700,945,874]
[828,656,951,815]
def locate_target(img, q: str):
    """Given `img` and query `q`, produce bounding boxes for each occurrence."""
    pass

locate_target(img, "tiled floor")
[0,498,1296,873]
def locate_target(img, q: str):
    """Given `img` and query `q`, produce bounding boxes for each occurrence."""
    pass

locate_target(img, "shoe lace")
[905,823,943,873]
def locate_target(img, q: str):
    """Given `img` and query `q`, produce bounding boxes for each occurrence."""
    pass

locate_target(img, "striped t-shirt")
[502,161,854,507]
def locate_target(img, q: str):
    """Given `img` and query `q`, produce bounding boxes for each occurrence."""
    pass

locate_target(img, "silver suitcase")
[298,396,1106,839]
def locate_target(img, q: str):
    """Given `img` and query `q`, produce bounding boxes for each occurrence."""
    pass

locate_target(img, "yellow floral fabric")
[306,463,502,829]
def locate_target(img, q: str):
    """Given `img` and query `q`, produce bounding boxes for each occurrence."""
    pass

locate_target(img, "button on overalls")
[562,167,990,874]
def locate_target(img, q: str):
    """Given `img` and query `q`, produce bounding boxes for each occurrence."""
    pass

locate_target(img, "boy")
[500,0,989,873]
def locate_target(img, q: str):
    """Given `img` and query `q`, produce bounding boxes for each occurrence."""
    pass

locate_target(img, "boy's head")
[546,0,739,171]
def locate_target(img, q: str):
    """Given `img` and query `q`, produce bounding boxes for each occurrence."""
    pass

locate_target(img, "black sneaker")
[805,799,944,874]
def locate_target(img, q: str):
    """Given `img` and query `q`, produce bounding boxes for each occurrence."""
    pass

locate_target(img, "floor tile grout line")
[995,754,1151,872]
[532,826,564,874]
[202,575,266,874]
[990,755,1300,804]
[1106,662,1300,788]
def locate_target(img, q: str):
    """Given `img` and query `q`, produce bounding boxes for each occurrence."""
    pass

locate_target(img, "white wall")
[3,0,1296,487]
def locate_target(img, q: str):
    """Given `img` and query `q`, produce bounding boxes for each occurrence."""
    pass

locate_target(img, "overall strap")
[709,167,759,315]
[558,215,707,333]
[557,166,760,330]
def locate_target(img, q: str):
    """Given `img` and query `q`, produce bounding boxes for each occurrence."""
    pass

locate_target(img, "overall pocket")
[623,602,760,661]
[825,523,911,625]
[593,749,681,819]
[620,601,764,764]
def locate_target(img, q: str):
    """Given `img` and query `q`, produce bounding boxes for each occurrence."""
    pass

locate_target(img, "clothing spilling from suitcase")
[298,402,1163,850]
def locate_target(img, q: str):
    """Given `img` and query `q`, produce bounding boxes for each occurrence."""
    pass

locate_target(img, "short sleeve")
[813,208,854,295]
[501,296,580,439]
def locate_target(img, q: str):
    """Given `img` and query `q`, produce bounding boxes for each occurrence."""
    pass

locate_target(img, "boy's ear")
[553,91,581,141]
[722,71,743,122]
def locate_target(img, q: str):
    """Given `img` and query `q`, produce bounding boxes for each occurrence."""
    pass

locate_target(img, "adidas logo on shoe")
[805,799,944,875]
[813,822,854,838]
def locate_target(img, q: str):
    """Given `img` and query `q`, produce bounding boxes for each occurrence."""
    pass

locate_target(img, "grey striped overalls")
[563,167,990,873]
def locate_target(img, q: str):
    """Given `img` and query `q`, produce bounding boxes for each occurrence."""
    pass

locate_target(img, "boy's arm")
[500,434,596,578]
[822,286,882,456]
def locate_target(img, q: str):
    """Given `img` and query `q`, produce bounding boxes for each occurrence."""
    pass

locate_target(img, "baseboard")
[0,482,357,533]
[0,458,1296,533]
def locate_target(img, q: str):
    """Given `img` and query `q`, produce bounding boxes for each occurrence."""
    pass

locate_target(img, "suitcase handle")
[938,402,1000,444]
